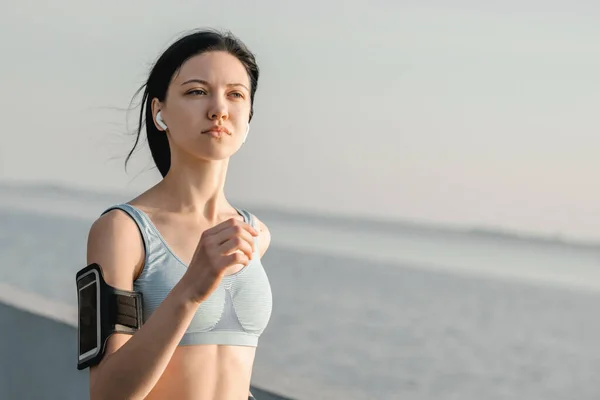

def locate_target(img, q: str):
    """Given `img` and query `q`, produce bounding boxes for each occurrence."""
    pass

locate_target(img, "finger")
[220,251,250,268]
[212,225,255,254]
[218,236,254,260]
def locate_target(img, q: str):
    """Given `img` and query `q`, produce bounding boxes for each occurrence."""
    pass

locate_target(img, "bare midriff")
[145,344,257,400]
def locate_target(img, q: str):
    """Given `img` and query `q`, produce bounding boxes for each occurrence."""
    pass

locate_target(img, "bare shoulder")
[251,213,271,258]
[86,208,145,290]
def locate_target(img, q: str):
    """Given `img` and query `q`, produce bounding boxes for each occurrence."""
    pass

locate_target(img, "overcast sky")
[1,1,599,242]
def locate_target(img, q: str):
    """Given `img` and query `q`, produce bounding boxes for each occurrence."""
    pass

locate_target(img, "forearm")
[90,279,198,400]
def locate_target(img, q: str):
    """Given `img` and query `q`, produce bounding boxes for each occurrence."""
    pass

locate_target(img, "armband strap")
[110,286,143,333]
[76,263,143,370]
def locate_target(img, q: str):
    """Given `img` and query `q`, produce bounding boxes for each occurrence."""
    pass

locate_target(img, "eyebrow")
[181,79,249,92]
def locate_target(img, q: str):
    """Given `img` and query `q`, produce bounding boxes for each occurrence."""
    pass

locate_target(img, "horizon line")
[1,177,600,250]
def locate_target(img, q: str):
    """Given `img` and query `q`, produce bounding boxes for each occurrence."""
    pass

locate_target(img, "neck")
[158,156,231,222]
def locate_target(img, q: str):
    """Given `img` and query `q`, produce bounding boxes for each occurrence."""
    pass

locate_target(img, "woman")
[86,29,273,400]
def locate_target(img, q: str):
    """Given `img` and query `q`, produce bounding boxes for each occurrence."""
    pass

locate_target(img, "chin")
[174,137,241,162]
[194,146,240,161]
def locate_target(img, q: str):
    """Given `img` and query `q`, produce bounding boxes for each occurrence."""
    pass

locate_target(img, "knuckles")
[227,217,239,226]
[201,236,215,249]
[233,252,246,263]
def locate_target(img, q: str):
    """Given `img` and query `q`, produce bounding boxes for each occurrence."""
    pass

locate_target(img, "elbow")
[89,372,108,400]
[88,363,116,400]
[89,367,146,400]
[89,383,104,400]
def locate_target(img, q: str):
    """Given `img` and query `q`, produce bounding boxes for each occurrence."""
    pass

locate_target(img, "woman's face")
[152,51,252,162]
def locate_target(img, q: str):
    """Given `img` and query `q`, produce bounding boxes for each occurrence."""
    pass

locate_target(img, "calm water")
[1,185,600,399]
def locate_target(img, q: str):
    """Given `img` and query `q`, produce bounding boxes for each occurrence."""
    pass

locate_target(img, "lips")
[202,126,231,138]
[203,130,224,138]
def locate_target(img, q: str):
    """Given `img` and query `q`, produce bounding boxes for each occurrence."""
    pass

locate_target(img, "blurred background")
[1,1,600,399]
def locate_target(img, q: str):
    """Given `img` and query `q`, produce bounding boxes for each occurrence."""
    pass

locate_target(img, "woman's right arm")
[86,210,201,400]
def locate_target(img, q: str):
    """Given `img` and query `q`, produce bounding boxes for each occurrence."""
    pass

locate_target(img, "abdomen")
[144,344,256,400]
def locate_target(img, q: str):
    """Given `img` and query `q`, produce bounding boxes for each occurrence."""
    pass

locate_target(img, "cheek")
[232,111,250,135]
[170,100,206,128]
[233,101,251,122]
[180,98,206,117]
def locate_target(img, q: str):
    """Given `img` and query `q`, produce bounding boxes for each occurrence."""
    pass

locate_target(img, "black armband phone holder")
[76,263,143,370]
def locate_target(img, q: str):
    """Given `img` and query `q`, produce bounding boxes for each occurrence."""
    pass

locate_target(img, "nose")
[208,96,228,121]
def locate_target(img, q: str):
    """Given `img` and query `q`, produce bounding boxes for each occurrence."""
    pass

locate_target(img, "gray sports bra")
[102,204,273,347]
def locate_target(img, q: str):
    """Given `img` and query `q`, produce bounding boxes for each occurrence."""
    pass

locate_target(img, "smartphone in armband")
[76,263,144,370]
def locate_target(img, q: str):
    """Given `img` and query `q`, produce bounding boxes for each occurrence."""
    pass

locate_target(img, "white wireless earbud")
[156,111,168,131]
[242,124,250,143]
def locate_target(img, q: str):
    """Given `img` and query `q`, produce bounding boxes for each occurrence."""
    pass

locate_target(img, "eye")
[229,92,244,99]
[187,89,207,96]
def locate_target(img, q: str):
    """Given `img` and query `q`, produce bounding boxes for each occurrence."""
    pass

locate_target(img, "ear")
[151,98,167,131]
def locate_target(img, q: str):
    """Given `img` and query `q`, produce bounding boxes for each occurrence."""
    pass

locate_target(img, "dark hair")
[125,29,260,177]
